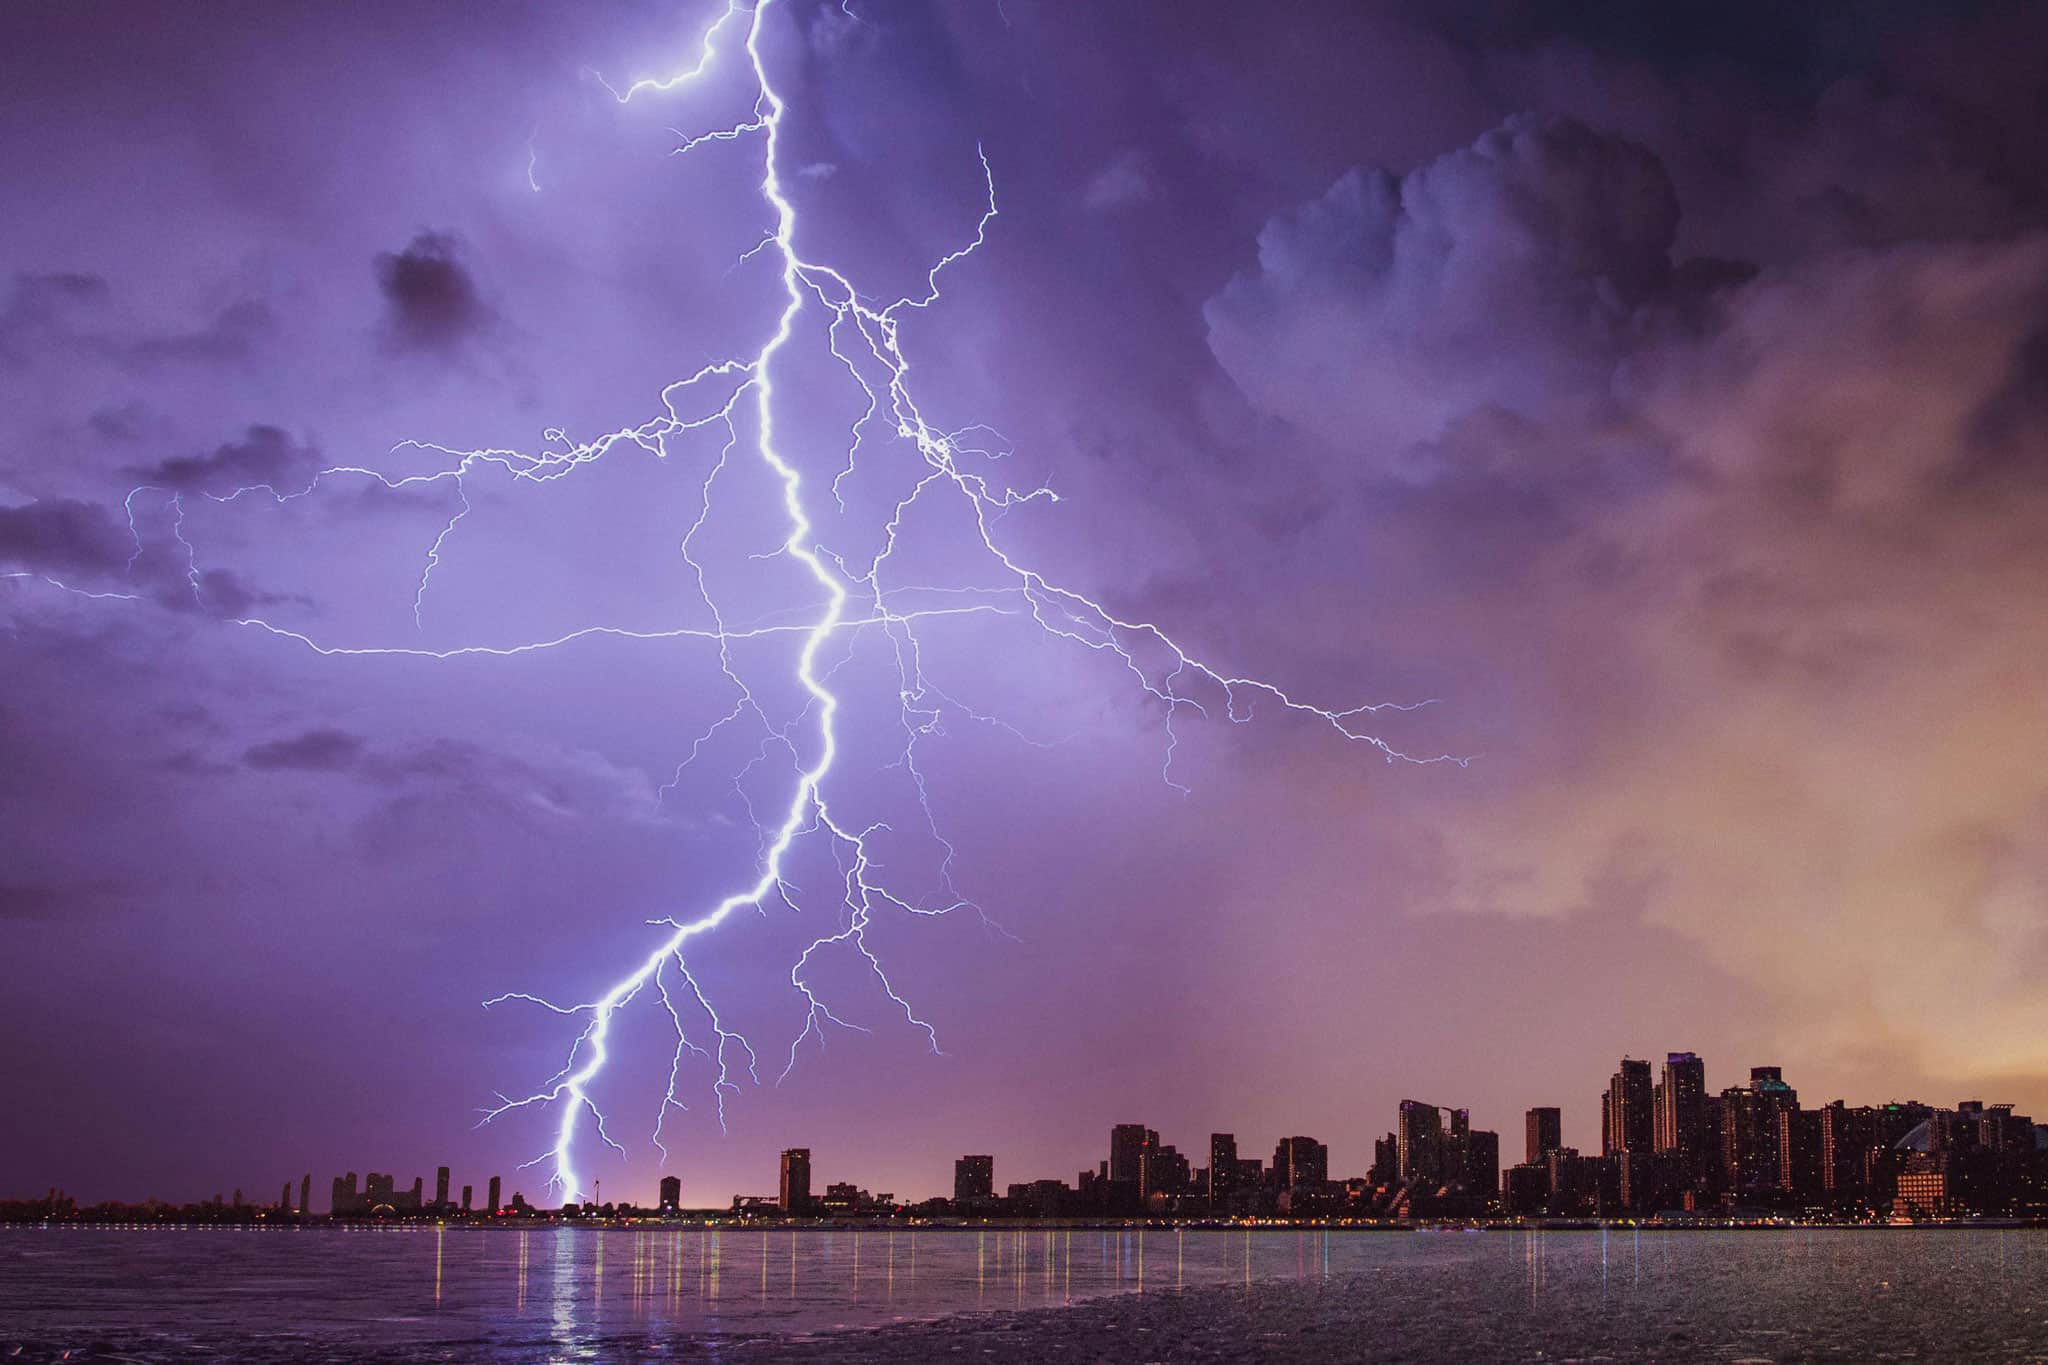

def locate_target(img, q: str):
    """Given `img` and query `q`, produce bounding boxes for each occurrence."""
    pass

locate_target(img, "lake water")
[4,1224,2047,1360]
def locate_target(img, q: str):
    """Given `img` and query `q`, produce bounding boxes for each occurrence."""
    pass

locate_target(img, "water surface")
[4,1224,2045,1360]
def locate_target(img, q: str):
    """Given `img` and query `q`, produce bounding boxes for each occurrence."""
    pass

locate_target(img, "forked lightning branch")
[28,0,1460,1202]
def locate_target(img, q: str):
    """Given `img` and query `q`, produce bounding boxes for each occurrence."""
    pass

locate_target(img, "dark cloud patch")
[374,231,490,352]
[121,297,272,370]
[157,749,235,777]
[128,424,321,497]
[0,497,130,577]
[1961,314,2048,487]
[1204,114,1724,477]
[0,270,267,371]
[0,271,111,365]
[88,401,150,442]
[2,270,110,321]
[243,728,366,773]
[171,567,281,620]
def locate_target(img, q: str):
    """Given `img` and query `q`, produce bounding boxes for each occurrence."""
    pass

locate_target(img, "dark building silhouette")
[1617,1149,1684,1211]
[1820,1100,1877,1202]
[1371,1134,1398,1188]
[1722,1066,1798,1200]
[1779,1107,1824,1201]
[1603,1058,1654,1156]
[487,1175,501,1215]
[954,1155,994,1204]
[1549,1147,1619,1215]
[1141,1142,1191,1199]
[658,1176,682,1212]
[779,1149,812,1212]
[331,1170,424,1216]
[1388,1101,1498,1214]
[1466,1129,1501,1203]
[435,1166,450,1209]
[299,1174,311,1217]
[461,1184,473,1212]
[1207,1134,1239,1200]
[1109,1124,1155,1187]
[1654,1053,1709,1170]
[1397,1101,1444,1182]
[1270,1136,1329,1192]
[1525,1107,1562,1165]
[1502,1160,1549,1215]
[1006,1178,1073,1215]
[819,1181,874,1213]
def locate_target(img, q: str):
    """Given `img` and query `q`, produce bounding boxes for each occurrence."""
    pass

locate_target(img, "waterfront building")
[1397,1101,1443,1183]
[954,1155,994,1204]
[1207,1134,1239,1199]
[1270,1136,1329,1192]
[1778,1107,1824,1201]
[1108,1124,1155,1186]
[1721,1067,1799,1200]
[1654,1053,1709,1175]
[779,1149,812,1213]
[1525,1107,1561,1166]
[1603,1058,1654,1157]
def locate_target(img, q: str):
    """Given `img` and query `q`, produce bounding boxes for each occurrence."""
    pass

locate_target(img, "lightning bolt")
[28,0,1465,1202]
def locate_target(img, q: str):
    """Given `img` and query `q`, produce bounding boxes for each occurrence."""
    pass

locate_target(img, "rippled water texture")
[4,1225,2046,1360]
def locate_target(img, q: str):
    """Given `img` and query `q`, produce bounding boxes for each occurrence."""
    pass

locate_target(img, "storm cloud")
[374,231,492,353]
[4,0,2047,1209]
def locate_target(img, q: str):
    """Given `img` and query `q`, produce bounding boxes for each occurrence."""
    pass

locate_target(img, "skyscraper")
[435,1166,450,1209]
[1109,1124,1155,1187]
[487,1175,501,1215]
[299,1174,311,1217]
[1371,1134,1398,1187]
[1398,1100,1444,1182]
[1655,1053,1708,1167]
[1603,1058,1654,1155]
[954,1155,994,1204]
[1208,1133,1239,1199]
[779,1149,812,1213]
[1140,1143,1190,1198]
[1526,1107,1562,1165]
[1778,1107,1824,1200]
[1466,1129,1501,1204]
[659,1176,682,1212]
[461,1184,473,1212]
[1722,1067,1799,1197]
[1270,1136,1329,1191]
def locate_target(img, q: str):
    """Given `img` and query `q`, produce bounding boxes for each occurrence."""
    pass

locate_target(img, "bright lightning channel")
[33,0,1467,1202]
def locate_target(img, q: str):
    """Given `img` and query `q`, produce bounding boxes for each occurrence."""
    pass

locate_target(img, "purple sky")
[4,1,2046,1209]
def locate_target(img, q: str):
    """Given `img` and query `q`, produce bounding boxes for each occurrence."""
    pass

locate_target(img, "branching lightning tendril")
[17,0,1466,1202]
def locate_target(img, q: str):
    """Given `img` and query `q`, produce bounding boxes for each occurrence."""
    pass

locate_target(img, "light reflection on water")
[3,1225,2046,1358]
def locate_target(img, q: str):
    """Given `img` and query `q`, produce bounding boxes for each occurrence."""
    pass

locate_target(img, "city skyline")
[5,0,2047,1216]
[17,1041,2043,1220]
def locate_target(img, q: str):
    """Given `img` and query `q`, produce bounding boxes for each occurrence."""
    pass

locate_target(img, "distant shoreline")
[6,1215,2043,1232]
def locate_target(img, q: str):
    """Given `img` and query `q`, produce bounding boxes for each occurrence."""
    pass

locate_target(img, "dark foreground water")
[4,1225,2047,1361]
